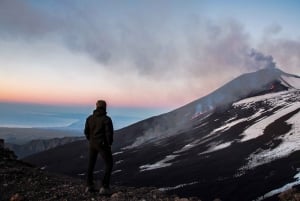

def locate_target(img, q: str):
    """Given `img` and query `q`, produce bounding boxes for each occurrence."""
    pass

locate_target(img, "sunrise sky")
[1,0,300,109]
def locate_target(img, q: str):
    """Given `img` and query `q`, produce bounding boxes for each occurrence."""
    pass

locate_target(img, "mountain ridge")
[6,136,84,158]
[24,68,300,201]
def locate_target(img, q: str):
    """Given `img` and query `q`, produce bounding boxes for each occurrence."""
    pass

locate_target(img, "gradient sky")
[1,0,300,109]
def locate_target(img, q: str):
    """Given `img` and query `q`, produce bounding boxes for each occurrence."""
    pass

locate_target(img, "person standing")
[84,100,114,194]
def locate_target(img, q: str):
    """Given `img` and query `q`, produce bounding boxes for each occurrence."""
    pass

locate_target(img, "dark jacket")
[84,108,114,146]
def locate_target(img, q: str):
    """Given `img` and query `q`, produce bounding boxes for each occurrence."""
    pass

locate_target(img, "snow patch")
[212,118,248,134]
[173,140,201,154]
[115,160,123,164]
[159,181,199,191]
[163,90,298,158]
[242,107,300,170]
[112,169,122,174]
[175,117,250,155]
[240,103,300,142]
[113,151,123,155]
[225,116,237,123]
[255,172,300,201]
[233,91,291,107]
[139,155,179,171]
[199,141,232,155]
[193,122,208,130]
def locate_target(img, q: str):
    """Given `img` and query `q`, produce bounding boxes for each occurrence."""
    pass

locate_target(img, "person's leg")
[87,146,98,188]
[98,145,113,189]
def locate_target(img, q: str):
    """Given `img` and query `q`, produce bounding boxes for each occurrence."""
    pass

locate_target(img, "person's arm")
[104,117,114,146]
[84,118,90,141]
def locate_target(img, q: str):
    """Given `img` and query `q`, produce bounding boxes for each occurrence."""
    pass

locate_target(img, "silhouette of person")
[84,100,114,194]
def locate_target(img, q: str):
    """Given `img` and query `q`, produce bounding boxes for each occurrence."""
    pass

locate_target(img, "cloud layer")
[0,0,299,107]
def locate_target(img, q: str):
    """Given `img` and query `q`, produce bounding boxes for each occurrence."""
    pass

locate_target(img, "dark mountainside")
[6,136,84,158]
[0,127,80,145]
[24,68,300,201]
[0,141,201,201]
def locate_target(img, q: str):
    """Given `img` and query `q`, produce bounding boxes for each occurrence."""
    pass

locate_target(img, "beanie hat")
[96,100,107,109]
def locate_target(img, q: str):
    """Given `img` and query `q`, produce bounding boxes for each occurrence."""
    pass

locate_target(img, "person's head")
[96,100,107,110]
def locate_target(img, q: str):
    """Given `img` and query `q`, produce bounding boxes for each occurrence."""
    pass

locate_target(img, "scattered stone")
[179,198,190,201]
[10,193,24,201]
[1,146,201,201]
[111,191,124,199]
[277,188,300,201]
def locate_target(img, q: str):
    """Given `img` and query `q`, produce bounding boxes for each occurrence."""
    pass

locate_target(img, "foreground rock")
[0,141,200,201]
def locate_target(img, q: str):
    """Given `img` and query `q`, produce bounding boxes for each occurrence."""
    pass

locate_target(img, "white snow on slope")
[113,151,124,156]
[240,103,300,142]
[255,171,300,201]
[112,169,122,175]
[139,154,179,171]
[212,118,248,134]
[171,117,253,156]
[283,76,300,89]
[242,106,300,170]
[159,181,199,191]
[178,90,299,158]
[115,160,123,164]
[199,141,232,155]
[195,109,272,155]
[173,141,201,154]
[140,89,299,172]
[233,90,292,107]
[188,118,248,154]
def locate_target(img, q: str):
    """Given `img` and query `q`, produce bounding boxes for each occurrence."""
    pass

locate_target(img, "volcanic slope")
[25,67,300,201]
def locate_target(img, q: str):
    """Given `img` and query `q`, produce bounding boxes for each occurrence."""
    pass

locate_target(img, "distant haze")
[0,102,168,130]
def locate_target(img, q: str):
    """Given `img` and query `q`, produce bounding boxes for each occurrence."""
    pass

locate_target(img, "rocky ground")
[0,144,202,201]
[2,143,300,201]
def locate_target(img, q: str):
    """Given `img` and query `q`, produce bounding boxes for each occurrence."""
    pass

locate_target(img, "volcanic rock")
[0,145,201,201]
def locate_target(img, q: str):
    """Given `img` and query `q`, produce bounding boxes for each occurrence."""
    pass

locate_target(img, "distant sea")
[0,102,168,130]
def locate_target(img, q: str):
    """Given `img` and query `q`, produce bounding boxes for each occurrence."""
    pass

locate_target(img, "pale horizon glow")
[1,0,300,109]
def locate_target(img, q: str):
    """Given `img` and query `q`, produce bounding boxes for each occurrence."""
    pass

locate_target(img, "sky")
[0,0,300,109]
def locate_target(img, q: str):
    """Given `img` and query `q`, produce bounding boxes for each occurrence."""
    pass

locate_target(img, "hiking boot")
[99,187,111,195]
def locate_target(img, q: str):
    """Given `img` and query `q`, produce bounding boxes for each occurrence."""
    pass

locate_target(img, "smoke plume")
[248,49,276,69]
